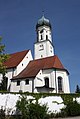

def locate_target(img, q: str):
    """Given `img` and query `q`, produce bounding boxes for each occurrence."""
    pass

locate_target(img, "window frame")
[58,76,63,93]
[44,77,49,88]
[25,79,29,85]
[17,80,20,86]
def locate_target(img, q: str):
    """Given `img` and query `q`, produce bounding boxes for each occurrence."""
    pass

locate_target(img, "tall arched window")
[46,35,48,40]
[58,76,63,92]
[45,77,49,88]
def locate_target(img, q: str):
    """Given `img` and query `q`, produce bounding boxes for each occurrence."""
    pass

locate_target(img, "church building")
[3,16,70,93]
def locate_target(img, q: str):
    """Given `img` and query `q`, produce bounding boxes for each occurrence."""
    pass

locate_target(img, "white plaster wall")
[34,69,55,93]
[34,40,54,59]
[4,50,33,90]
[10,78,33,92]
[34,70,44,87]
[10,69,70,93]
[5,68,16,89]
[34,69,70,93]
[62,72,70,93]
[10,81,20,92]
[43,69,56,93]
[24,79,33,92]
[16,50,33,75]
[56,70,70,93]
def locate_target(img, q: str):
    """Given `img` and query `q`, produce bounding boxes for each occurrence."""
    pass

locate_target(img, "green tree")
[0,36,9,91]
[75,85,80,93]
[0,37,8,74]
[0,107,5,119]
[0,76,8,91]
[16,95,49,119]
[60,100,80,117]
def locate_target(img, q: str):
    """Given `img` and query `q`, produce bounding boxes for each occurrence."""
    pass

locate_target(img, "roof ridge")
[10,49,29,55]
[52,55,57,67]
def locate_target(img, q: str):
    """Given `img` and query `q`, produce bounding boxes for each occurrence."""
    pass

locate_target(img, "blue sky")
[0,0,80,92]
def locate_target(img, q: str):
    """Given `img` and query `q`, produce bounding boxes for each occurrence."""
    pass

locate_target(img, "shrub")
[15,95,49,119]
[60,100,80,117]
[0,107,5,119]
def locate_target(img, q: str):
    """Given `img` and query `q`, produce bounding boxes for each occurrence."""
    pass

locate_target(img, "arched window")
[46,35,48,40]
[45,77,49,88]
[58,76,63,92]
[41,34,42,40]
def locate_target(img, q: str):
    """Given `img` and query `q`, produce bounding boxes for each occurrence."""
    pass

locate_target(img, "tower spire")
[34,16,54,59]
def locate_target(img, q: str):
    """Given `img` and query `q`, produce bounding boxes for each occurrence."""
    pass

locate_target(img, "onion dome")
[36,15,51,29]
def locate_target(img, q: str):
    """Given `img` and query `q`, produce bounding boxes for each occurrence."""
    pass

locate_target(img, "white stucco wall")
[56,70,70,93]
[10,69,70,93]
[4,50,33,90]
[34,40,54,59]
[34,69,70,93]
[35,24,54,59]
[34,70,44,87]
[10,78,33,92]
[34,69,55,93]
[5,68,16,89]
[16,50,33,75]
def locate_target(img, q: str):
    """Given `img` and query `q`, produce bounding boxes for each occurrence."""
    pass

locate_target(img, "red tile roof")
[4,50,29,69]
[12,55,68,80]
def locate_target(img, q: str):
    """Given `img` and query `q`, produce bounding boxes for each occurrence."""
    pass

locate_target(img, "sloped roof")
[12,55,68,80]
[4,50,29,69]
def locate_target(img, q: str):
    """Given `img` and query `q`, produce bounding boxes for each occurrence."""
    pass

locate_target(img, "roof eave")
[11,76,35,80]
[42,67,69,75]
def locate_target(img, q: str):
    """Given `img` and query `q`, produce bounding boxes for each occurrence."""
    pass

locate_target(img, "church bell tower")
[34,15,54,59]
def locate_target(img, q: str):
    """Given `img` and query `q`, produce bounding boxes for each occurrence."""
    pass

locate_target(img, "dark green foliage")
[75,85,80,93]
[27,103,48,119]
[0,37,9,91]
[61,94,73,105]
[16,95,29,119]
[15,95,48,119]
[0,37,9,74]
[60,100,80,117]
[0,75,8,91]
[0,107,5,119]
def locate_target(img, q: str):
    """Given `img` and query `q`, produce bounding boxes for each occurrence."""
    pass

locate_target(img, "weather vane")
[42,10,45,17]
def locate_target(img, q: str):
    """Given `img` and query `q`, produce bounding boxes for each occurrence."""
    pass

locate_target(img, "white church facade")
[2,16,70,93]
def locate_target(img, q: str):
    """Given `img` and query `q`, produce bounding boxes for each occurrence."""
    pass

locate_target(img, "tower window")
[45,77,49,88]
[40,29,44,33]
[58,76,63,93]
[41,35,42,40]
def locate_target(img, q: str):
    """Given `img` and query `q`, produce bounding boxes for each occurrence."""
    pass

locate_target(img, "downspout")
[32,78,34,93]
[55,68,57,93]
